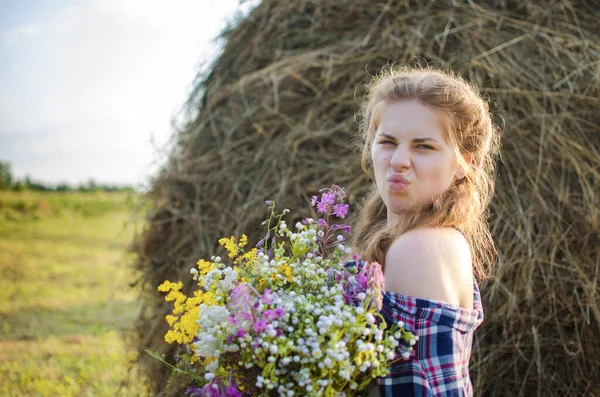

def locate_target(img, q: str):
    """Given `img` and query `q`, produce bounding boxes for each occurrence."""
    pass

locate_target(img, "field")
[0,191,147,396]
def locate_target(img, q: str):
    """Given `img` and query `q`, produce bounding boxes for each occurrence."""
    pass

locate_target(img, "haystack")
[131,0,600,395]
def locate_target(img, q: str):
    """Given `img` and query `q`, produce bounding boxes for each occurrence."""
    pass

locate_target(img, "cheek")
[417,154,456,184]
[371,149,388,173]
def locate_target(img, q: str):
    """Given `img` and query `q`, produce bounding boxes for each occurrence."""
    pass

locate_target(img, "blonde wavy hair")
[352,67,501,282]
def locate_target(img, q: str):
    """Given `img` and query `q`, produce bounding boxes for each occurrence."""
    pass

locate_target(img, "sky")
[0,0,257,188]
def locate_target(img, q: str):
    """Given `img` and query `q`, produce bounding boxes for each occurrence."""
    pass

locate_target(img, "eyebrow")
[377,133,439,143]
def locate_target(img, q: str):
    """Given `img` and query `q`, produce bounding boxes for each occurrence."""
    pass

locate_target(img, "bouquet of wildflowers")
[152,186,417,396]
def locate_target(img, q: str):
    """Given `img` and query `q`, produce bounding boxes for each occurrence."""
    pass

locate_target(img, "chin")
[387,199,414,214]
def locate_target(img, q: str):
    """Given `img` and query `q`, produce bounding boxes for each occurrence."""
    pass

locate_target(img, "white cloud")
[2,23,42,46]
[0,0,257,185]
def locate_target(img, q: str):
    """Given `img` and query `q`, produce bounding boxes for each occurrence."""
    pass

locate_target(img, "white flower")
[203,268,221,290]
[195,332,218,357]
[206,360,218,372]
[198,304,230,330]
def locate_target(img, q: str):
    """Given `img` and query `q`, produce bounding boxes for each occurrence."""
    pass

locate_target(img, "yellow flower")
[219,236,239,258]
[258,278,268,290]
[197,259,216,275]
[278,264,293,283]
[157,280,182,293]
[239,234,248,248]
[158,278,222,346]
[241,248,257,265]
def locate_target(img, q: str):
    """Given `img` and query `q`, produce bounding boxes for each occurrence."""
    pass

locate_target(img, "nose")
[390,145,411,170]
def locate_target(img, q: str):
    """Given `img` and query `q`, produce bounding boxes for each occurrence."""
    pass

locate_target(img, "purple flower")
[311,195,318,206]
[343,292,352,304]
[201,378,227,397]
[331,224,352,233]
[253,319,267,333]
[225,378,242,397]
[262,289,273,305]
[185,386,203,397]
[263,309,277,321]
[356,273,369,290]
[275,307,285,318]
[321,192,336,205]
[316,201,329,213]
[236,329,246,338]
[317,218,327,228]
[333,203,349,218]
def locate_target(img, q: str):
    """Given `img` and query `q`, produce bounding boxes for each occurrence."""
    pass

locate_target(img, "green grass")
[0,191,147,396]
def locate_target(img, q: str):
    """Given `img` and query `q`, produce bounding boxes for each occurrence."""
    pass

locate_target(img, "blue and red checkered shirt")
[376,277,484,396]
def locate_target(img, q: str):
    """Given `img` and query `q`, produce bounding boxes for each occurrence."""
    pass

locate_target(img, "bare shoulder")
[384,227,474,309]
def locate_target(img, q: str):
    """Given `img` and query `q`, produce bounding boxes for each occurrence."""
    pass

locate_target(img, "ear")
[455,153,472,180]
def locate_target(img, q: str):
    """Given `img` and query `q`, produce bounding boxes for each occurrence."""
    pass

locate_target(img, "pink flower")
[311,195,318,206]
[253,319,267,333]
[262,289,272,305]
[333,203,349,218]
[317,201,329,213]
[321,192,336,205]
[361,261,385,311]
[228,285,254,327]
[263,309,277,321]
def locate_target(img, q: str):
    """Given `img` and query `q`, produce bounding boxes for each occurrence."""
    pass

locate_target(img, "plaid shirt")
[377,276,484,396]
[346,261,484,396]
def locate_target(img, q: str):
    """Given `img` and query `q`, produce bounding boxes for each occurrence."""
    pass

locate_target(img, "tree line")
[0,161,134,193]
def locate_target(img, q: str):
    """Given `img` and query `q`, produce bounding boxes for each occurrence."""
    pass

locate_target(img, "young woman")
[351,67,501,396]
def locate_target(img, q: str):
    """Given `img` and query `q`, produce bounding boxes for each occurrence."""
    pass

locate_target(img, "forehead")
[374,100,448,138]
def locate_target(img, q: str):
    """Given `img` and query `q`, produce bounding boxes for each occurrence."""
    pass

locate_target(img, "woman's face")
[371,99,463,220]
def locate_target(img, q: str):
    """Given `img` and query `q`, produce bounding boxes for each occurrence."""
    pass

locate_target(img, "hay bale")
[131,0,600,395]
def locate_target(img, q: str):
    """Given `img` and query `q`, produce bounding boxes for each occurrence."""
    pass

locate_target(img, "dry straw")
[130,0,600,395]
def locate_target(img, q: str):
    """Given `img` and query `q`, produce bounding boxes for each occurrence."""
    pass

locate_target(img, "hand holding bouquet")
[152,186,417,396]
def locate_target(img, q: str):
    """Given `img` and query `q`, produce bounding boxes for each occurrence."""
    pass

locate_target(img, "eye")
[379,139,396,146]
[416,144,435,150]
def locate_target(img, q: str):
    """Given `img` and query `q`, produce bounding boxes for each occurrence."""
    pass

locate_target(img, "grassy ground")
[0,191,147,396]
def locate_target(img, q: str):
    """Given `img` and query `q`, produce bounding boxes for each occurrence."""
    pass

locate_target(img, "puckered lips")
[387,174,410,192]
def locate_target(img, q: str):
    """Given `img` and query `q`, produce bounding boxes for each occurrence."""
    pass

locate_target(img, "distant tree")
[23,175,49,191]
[13,181,26,192]
[0,161,13,190]
[56,183,71,192]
